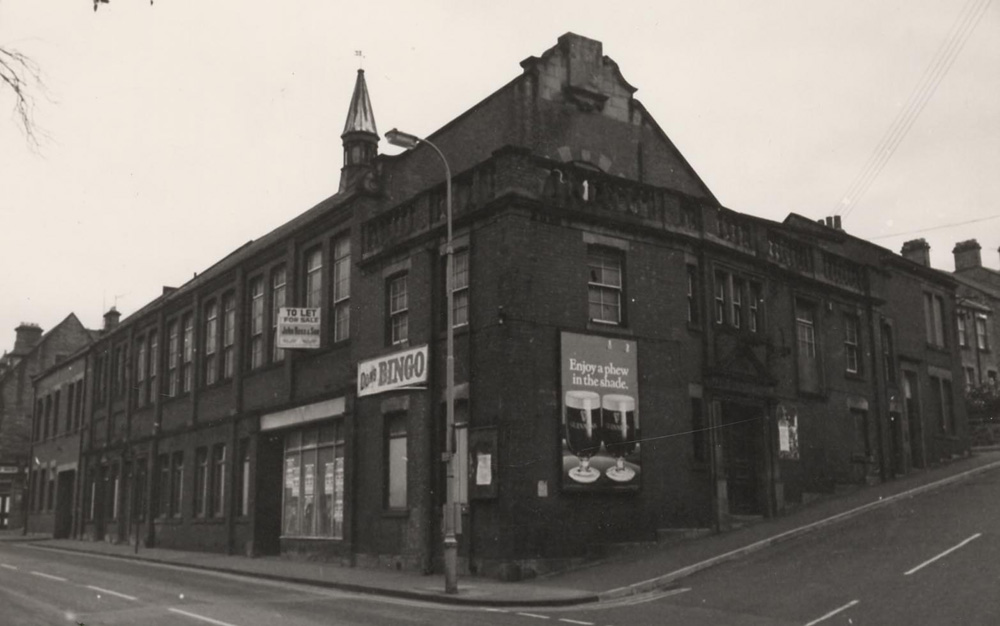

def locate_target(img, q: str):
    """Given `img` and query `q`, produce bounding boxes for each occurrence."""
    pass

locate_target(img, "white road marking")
[558,619,595,625]
[85,585,138,601]
[517,612,551,619]
[30,571,67,582]
[804,599,859,626]
[904,533,982,576]
[168,607,241,626]
[483,608,508,612]
[0,563,18,570]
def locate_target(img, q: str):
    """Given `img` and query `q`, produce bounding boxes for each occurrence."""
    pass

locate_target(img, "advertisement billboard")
[560,331,640,491]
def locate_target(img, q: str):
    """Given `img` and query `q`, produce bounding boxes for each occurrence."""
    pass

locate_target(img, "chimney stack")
[103,307,121,332]
[952,239,982,272]
[12,323,43,356]
[901,239,931,267]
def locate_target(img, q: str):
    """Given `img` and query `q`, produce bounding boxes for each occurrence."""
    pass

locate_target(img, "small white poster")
[476,453,492,486]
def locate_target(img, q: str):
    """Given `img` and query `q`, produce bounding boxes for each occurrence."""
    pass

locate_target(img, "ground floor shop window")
[283,422,345,539]
[236,439,250,517]
[385,413,407,510]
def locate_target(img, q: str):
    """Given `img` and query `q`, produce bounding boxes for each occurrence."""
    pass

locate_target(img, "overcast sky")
[1,0,998,345]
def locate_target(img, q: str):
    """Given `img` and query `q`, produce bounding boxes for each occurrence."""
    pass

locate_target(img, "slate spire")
[339,69,379,191]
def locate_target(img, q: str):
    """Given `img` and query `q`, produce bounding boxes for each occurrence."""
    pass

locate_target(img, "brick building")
[25,343,91,537]
[950,240,999,387]
[0,315,94,530]
[69,33,968,576]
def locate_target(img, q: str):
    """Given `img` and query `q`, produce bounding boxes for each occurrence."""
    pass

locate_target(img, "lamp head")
[385,128,421,150]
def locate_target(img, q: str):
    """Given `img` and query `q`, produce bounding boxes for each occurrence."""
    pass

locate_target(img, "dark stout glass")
[602,394,637,482]
[564,390,601,483]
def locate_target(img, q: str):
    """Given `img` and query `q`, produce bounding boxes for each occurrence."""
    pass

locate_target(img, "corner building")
[76,33,968,576]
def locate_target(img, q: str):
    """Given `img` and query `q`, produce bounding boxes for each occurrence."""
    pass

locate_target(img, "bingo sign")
[560,332,641,492]
[276,307,321,349]
[357,344,429,397]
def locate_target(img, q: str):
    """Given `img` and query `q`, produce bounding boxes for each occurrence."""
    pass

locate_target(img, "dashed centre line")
[85,585,138,601]
[804,599,859,626]
[168,607,241,626]
[516,612,551,620]
[904,533,981,576]
[558,619,595,625]
[30,571,67,582]
[0,563,18,570]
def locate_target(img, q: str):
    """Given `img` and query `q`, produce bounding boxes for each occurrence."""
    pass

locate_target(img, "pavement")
[6,449,1000,609]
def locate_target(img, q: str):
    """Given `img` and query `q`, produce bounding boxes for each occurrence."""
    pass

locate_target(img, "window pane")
[283,453,300,535]
[301,448,316,537]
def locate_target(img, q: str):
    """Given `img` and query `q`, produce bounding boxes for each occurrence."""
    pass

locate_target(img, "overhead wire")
[868,213,1000,240]
[835,0,992,220]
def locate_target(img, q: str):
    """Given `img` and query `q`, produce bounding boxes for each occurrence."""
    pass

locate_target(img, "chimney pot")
[901,238,931,267]
[12,323,43,356]
[952,239,982,272]
[103,307,121,332]
[833,215,842,230]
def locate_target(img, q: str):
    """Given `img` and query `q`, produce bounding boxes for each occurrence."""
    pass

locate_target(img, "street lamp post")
[385,128,459,594]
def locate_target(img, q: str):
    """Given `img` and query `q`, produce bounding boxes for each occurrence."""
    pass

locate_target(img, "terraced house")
[69,33,968,578]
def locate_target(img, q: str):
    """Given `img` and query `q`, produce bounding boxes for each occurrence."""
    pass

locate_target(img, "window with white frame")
[731,277,743,329]
[844,315,860,375]
[686,265,699,325]
[388,273,409,346]
[249,277,265,369]
[332,235,351,342]
[181,313,194,393]
[749,282,762,333]
[452,248,469,327]
[957,313,968,347]
[167,321,179,397]
[305,247,323,309]
[212,444,226,518]
[271,266,287,362]
[222,293,235,379]
[385,414,408,510]
[975,313,989,351]
[194,447,208,518]
[796,300,820,392]
[923,293,946,347]
[588,247,623,325]
[204,301,219,385]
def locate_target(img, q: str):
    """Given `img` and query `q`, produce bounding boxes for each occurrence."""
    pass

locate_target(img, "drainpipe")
[865,272,887,481]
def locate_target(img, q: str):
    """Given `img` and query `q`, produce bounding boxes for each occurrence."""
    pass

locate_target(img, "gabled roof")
[0,313,89,384]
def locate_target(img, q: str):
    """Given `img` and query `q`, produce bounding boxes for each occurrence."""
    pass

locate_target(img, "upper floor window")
[113,346,126,398]
[957,313,968,347]
[181,313,194,393]
[844,315,860,375]
[796,300,820,392]
[136,337,148,406]
[167,321,179,397]
[305,247,323,309]
[222,293,235,379]
[714,273,726,325]
[588,247,623,325]
[452,248,470,328]
[881,321,897,384]
[332,236,351,342]
[975,313,989,351]
[686,265,699,325]
[249,277,265,369]
[749,282,762,333]
[923,292,946,348]
[731,277,744,329]
[388,273,409,346]
[149,332,159,401]
[271,266,287,362]
[204,301,219,385]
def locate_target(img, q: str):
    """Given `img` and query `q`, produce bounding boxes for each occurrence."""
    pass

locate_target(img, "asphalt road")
[2,468,999,625]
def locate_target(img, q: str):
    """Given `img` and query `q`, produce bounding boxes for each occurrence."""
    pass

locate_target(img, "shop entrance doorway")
[720,402,765,516]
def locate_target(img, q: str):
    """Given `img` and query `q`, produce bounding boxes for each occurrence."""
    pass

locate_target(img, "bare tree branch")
[0,45,44,145]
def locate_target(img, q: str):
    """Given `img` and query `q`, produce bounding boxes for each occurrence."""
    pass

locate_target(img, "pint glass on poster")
[601,394,637,482]
[564,390,602,483]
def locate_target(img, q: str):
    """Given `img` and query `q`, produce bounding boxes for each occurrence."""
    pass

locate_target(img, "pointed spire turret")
[339,69,379,192]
